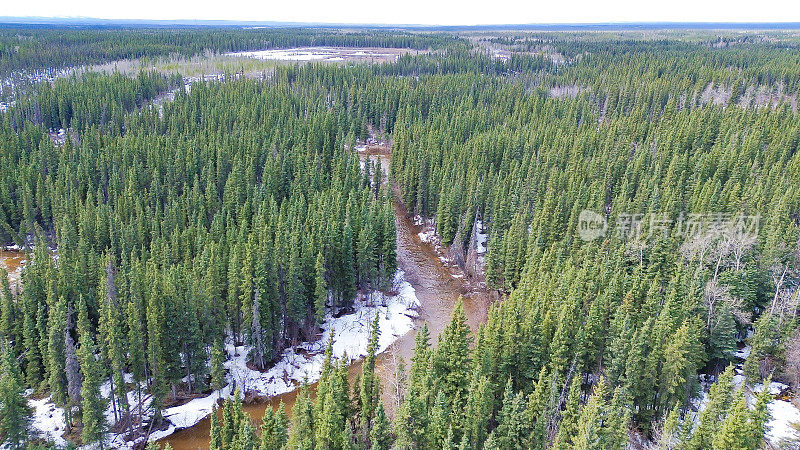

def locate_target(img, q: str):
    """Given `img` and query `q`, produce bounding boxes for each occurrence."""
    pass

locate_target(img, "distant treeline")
[0,26,462,75]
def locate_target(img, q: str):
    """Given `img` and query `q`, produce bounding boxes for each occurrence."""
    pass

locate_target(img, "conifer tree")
[0,269,15,345]
[370,403,392,450]
[126,299,146,424]
[711,395,752,450]
[359,315,381,441]
[233,417,258,450]
[0,341,30,449]
[46,295,67,409]
[99,256,130,429]
[686,365,736,450]
[64,304,81,434]
[554,374,583,449]
[147,277,169,423]
[77,298,107,448]
[432,299,472,436]
[314,252,328,325]
[493,379,529,450]
[394,325,432,449]
[260,403,289,450]
[287,385,315,450]
[573,378,608,450]
[210,406,223,450]
[427,390,451,450]
[211,339,227,394]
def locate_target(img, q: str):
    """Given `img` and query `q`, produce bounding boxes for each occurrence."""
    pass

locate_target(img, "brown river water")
[0,248,25,292]
[161,151,494,450]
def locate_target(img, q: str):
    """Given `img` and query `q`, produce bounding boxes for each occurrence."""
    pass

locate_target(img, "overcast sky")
[4,0,800,25]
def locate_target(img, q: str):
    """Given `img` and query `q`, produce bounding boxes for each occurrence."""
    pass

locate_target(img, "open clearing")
[226,46,419,62]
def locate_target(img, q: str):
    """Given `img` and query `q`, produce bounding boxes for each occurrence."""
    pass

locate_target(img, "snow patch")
[144,270,417,446]
[226,270,419,399]
[474,219,488,255]
[733,345,751,360]
[26,272,419,448]
[29,396,67,447]
[753,381,790,396]
[766,400,800,445]
[418,229,436,245]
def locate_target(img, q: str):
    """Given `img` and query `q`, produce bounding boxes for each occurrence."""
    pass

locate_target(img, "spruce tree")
[211,339,227,394]
[77,298,107,448]
[370,403,392,450]
[46,295,67,409]
[359,315,381,441]
[126,299,146,425]
[0,341,30,449]
[287,385,315,450]
[314,252,328,325]
[210,406,222,450]
[432,299,472,428]
[493,379,529,449]
[260,403,289,450]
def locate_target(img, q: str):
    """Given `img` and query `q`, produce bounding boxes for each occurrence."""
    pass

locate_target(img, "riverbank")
[25,269,419,449]
[160,146,495,450]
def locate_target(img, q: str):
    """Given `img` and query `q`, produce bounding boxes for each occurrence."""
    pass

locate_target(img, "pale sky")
[4,0,800,25]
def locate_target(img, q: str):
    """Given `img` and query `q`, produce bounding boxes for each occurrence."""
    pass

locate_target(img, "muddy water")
[161,155,492,450]
[0,249,25,292]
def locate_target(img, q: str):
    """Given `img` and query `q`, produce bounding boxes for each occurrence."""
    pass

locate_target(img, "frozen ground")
[27,271,419,448]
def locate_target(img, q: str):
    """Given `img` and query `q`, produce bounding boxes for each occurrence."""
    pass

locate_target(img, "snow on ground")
[689,377,800,447]
[767,399,800,445]
[226,47,398,62]
[26,271,419,448]
[228,48,332,61]
[414,216,450,269]
[691,358,800,447]
[418,229,437,245]
[226,270,419,399]
[149,270,417,445]
[734,345,752,360]
[143,383,235,445]
[754,381,790,396]
[29,395,68,447]
[475,220,488,255]
[414,215,486,287]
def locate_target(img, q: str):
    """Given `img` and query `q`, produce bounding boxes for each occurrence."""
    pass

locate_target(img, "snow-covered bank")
[26,270,420,448]
[690,354,800,447]
[222,270,419,401]
[414,215,488,286]
[148,270,419,444]
[415,216,457,270]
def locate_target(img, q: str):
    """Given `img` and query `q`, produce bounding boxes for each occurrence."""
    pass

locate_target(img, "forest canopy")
[0,25,798,450]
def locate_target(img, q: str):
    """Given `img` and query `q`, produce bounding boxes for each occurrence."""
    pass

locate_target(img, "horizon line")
[2,16,800,29]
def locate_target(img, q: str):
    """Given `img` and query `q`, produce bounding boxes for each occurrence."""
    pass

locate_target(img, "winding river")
[160,149,494,450]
